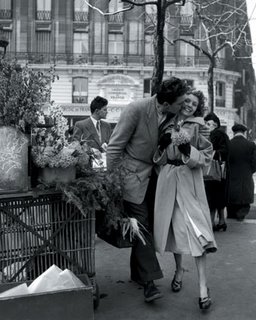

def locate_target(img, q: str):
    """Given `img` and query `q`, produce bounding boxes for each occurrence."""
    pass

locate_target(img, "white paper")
[58,269,86,290]
[28,264,62,294]
[0,283,29,298]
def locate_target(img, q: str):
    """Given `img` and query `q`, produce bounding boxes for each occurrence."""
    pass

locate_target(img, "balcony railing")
[0,9,12,19]
[180,14,194,25]
[36,10,51,21]
[72,95,88,104]
[108,12,124,23]
[74,11,89,22]
[4,52,228,70]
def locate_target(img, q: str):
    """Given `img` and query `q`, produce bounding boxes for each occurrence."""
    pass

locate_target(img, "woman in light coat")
[154,89,217,310]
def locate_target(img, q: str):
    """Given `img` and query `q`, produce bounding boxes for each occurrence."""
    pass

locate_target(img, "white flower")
[172,128,191,146]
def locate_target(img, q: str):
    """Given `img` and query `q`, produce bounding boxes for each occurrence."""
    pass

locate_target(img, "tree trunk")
[151,2,166,95]
[207,58,215,113]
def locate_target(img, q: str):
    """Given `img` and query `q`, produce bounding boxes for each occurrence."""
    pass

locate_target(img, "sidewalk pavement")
[94,218,256,320]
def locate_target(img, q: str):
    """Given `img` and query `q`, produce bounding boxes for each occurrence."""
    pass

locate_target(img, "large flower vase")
[39,166,76,184]
[0,126,29,193]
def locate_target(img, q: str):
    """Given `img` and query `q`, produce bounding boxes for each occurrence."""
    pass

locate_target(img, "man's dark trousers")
[124,170,163,283]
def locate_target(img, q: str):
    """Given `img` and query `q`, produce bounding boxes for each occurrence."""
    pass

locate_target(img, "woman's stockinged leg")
[195,254,208,298]
[210,209,216,226]
[173,253,183,280]
[171,253,185,292]
[218,208,226,224]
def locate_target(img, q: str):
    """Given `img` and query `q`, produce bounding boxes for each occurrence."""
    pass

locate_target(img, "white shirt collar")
[90,116,99,127]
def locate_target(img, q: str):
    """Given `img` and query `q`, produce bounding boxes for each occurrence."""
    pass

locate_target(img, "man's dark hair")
[90,96,108,114]
[156,77,189,105]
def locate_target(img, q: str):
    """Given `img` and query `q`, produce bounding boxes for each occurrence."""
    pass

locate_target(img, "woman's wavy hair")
[186,88,206,117]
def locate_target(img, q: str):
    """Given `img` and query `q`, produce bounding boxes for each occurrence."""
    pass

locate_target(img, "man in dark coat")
[227,123,256,221]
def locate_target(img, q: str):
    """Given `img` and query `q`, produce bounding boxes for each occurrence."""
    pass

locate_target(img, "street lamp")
[0,25,9,59]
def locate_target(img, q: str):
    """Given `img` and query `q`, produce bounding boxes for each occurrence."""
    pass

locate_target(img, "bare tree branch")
[121,0,158,6]
[83,0,134,15]
[166,0,186,8]
[170,38,211,59]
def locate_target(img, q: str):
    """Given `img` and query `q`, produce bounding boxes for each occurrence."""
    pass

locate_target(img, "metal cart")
[0,190,99,308]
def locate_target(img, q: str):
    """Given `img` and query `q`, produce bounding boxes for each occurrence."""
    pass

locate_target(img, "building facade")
[0,0,255,137]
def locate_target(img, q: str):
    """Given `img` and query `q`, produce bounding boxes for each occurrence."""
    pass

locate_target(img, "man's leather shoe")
[144,281,163,303]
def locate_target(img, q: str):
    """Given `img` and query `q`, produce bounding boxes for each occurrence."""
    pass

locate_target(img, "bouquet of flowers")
[171,120,191,146]
[31,104,88,168]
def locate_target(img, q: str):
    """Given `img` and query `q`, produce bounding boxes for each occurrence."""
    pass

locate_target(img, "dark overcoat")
[204,128,230,209]
[228,135,256,205]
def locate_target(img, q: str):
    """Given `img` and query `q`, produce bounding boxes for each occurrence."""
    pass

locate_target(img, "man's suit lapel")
[88,118,101,147]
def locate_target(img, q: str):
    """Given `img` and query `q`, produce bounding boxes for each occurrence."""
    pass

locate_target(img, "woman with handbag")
[204,113,230,231]
[153,89,217,310]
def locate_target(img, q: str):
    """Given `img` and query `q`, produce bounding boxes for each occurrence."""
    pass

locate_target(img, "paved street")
[94,216,256,320]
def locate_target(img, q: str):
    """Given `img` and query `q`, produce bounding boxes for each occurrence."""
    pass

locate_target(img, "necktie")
[96,120,101,142]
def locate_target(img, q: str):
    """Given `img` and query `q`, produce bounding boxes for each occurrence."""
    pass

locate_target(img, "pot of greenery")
[61,167,146,248]
[0,59,56,192]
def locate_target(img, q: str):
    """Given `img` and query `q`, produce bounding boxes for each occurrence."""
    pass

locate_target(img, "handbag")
[203,151,226,181]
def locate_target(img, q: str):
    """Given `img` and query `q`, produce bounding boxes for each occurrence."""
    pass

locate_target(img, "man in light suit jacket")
[73,96,112,153]
[107,77,190,303]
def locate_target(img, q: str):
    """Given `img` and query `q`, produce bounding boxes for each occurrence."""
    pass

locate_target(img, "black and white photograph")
[0,1,256,319]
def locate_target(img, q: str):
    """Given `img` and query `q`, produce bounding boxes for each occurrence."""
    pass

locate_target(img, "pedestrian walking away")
[227,123,256,221]
[153,89,217,311]
[107,77,190,303]
[204,112,230,231]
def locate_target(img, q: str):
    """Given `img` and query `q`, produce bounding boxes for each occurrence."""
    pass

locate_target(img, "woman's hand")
[159,132,172,150]
[178,142,191,156]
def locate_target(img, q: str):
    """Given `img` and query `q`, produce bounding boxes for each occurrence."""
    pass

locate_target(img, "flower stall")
[0,60,97,311]
[0,60,145,313]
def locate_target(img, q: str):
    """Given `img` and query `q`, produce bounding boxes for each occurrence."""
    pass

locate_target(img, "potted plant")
[0,59,56,192]
[31,104,89,185]
[0,59,56,133]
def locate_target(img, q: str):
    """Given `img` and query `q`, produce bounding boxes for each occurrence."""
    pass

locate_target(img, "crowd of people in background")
[72,76,256,311]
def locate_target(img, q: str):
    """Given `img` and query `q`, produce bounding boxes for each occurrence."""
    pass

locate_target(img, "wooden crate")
[0,285,94,320]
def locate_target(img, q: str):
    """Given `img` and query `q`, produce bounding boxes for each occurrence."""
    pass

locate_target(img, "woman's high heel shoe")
[199,288,212,310]
[171,268,185,292]
[215,223,227,232]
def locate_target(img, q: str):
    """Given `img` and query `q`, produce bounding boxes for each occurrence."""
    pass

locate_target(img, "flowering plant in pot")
[0,59,56,133]
[31,104,89,184]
